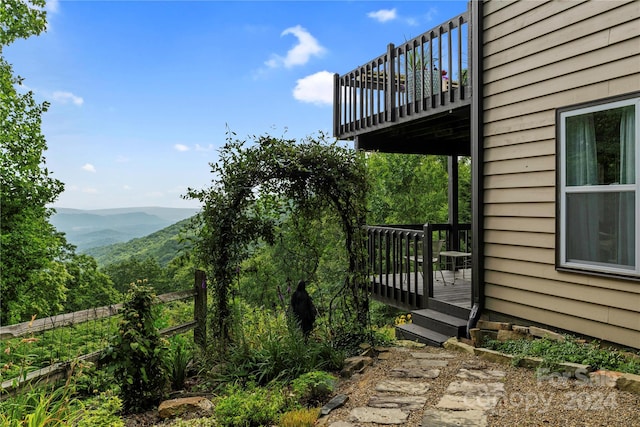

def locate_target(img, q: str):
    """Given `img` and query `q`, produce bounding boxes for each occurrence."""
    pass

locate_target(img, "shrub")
[291,371,336,405]
[168,336,193,390]
[213,305,343,387]
[279,407,320,427]
[75,390,124,427]
[214,383,286,427]
[102,282,169,412]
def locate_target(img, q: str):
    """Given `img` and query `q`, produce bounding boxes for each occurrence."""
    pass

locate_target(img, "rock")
[436,394,502,411]
[461,360,487,370]
[321,394,349,415]
[456,368,505,380]
[375,379,430,395]
[497,329,529,341]
[348,407,409,424]
[377,351,394,360]
[410,352,456,359]
[395,339,426,349]
[617,372,640,395]
[476,320,511,331]
[589,370,622,388]
[157,396,213,419]
[445,381,505,396]
[473,347,514,365]
[443,337,475,354]
[340,356,373,377]
[528,326,565,342]
[404,358,449,368]
[390,367,440,379]
[368,394,427,411]
[328,422,355,427]
[422,408,487,426]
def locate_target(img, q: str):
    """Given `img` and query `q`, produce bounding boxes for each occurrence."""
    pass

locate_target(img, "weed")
[279,407,320,427]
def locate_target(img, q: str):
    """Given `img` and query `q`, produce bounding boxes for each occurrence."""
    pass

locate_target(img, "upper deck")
[333,9,472,156]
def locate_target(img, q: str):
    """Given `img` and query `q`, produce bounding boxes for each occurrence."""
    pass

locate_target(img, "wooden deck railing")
[333,9,470,140]
[365,223,471,310]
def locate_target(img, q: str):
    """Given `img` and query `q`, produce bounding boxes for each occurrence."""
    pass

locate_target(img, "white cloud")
[123,185,132,190]
[52,91,84,106]
[116,155,130,163]
[82,163,96,173]
[46,0,60,14]
[82,187,98,194]
[367,8,397,23]
[293,71,334,106]
[146,191,164,198]
[174,144,190,152]
[266,25,326,69]
[195,144,214,152]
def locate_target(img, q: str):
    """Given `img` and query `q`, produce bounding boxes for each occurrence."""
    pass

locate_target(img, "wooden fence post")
[194,270,207,348]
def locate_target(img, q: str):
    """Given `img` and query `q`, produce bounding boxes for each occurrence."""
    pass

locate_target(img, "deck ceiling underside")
[354,105,471,156]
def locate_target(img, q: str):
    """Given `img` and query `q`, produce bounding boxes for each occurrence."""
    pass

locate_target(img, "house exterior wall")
[481,0,640,348]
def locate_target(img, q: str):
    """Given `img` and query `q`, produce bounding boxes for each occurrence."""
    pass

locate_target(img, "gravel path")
[320,343,640,427]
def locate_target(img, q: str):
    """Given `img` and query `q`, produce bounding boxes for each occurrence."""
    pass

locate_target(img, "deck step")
[411,309,468,337]
[395,323,451,347]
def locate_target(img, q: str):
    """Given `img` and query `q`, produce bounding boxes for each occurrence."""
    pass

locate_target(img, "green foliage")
[366,153,471,225]
[0,0,71,325]
[186,131,369,350]
[0,383,81,426]
[214,382,287,427]
[86,217,196,268]
[483,336,640,375]
[101,257,171,294]
[64,254,120,312]
[210,304,343,387]
[102,283,169,412]
[167,335,193,390]
[291,371,336,403]
[75,390,124,427]
[279,407,320,427]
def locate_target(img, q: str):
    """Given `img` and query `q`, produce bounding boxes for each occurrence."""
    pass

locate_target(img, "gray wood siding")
[482,0,640,348]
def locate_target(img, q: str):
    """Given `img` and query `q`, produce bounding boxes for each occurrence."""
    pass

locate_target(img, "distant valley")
[51,207,200,252]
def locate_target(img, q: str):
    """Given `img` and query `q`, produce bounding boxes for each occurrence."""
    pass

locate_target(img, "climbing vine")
[186,131,369,351]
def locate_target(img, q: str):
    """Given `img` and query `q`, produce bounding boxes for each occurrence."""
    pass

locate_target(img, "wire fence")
[0,270,207,397]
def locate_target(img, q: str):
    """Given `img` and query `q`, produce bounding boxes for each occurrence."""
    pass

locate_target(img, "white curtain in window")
[618,106,635,266]
[566,114,598,261]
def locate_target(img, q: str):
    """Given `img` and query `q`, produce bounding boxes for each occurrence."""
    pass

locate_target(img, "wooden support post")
[194,270,207,348]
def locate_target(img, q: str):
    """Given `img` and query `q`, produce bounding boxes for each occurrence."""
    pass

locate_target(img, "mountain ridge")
[51,207,199,252]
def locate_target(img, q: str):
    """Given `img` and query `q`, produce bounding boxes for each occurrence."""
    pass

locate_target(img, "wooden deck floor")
[371,269,472,310]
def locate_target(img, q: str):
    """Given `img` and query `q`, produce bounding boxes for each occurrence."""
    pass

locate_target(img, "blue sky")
[6,0,468,209]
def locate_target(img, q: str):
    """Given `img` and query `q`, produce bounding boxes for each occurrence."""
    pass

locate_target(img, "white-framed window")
[558,93,639,278]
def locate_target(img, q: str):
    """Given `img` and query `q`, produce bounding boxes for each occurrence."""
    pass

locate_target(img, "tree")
[64,254,120,312]
[367,152,449,225]
[0,0,68,324]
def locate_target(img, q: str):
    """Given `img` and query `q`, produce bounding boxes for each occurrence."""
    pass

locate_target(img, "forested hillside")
[86,217,196,268]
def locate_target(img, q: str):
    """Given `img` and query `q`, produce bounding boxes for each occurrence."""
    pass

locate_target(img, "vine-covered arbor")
[187,132,370,349]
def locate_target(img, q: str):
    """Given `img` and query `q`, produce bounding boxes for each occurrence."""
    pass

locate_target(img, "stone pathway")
[324,345,507,427]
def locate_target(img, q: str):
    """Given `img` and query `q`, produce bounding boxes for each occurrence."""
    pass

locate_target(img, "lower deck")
[371,268,472,311]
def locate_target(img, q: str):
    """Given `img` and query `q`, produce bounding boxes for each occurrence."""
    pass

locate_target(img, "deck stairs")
[395,299,470,347]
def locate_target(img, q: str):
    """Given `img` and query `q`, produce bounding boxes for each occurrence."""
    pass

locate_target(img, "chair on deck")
[432,239,446,284]
[413,239,446,284]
